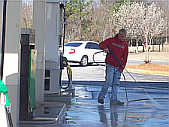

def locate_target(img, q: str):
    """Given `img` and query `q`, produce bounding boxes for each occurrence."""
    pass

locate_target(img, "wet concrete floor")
[59,72,168,127]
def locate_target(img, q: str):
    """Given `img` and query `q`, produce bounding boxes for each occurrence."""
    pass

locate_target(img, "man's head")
[118,28,127,42]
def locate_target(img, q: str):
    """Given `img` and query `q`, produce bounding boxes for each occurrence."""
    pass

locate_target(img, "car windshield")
[64,42,83,47]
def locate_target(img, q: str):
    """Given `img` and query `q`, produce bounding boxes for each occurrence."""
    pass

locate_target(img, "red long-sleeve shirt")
[99,34,128,71]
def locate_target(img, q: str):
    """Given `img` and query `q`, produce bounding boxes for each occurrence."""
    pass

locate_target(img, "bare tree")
[94,1,115,41]
[22,0,33,28]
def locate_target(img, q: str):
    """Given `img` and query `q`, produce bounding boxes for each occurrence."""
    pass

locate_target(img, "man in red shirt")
[98,28,128,105]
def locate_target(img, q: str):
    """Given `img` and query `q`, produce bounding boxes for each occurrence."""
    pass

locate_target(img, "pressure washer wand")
[108,48,140,84]
[108,49,124,68]
[108,48,164,109]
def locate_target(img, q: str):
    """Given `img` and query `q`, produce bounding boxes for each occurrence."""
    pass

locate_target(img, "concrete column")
[0,1,2,43]
[0,2,7,126]
[33,0,46,102]
[3,1,22,127]
[0,0,3,105]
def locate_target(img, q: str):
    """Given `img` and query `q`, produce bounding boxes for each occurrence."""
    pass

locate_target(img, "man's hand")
[104,48,109,53]
[118,69,123,73]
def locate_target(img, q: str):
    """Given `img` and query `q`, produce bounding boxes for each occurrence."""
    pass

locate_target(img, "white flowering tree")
[116,2,145,52]
[144,2,167,42]
[144,2,167,62]
[116,1,167,62]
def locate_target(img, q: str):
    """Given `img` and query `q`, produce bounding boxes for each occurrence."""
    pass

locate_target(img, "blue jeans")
[98,64,121,102]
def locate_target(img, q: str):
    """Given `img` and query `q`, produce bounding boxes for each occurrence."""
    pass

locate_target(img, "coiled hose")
[59,55,72,89]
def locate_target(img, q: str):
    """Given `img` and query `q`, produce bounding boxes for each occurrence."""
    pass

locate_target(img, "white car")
[63,41,106,66]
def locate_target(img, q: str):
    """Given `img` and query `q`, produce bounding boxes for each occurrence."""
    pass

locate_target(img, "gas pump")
[20,28,37,121]
[59,54,72,89]
[59,52,75,97]
[45,1,74,96]
[0,80,13,127]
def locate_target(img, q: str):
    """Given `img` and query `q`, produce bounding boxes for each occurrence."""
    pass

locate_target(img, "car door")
[85,42,105,63]
[64,42,83,62]
[91,43,106,63]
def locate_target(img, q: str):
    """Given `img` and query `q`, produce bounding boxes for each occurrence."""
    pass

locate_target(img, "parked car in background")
[63,41,106,66]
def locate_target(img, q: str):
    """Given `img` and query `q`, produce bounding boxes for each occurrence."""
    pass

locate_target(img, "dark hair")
[119,28,127,35]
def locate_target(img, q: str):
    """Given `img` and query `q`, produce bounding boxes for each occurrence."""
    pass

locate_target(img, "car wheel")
[80,56,88,66]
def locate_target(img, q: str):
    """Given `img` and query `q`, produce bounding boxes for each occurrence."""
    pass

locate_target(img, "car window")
[64,42,82,47]
[85,42,93,49]
[85,42,100,50]
[92,43,100,49]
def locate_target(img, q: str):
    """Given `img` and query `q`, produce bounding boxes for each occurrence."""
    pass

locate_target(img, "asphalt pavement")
[57,52,168,127]
[19,52,168,127]
[19,66,169,127]
[58,63,169,127]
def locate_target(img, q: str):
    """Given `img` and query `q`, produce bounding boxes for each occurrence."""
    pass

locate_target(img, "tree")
[22,0,33,28]
[116,2,145,50]
[92,1,115,41]
[64,0,168,53]
[65,0,92,42]
[144,2,167,62]
[154,1,169,43]
[65,0,126,42]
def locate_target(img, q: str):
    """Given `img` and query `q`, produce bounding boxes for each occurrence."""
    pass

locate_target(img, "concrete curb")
[19,102,66,126]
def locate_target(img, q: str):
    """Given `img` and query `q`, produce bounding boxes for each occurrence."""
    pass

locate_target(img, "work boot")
[98,99,104,104]
[111,100,124,106]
